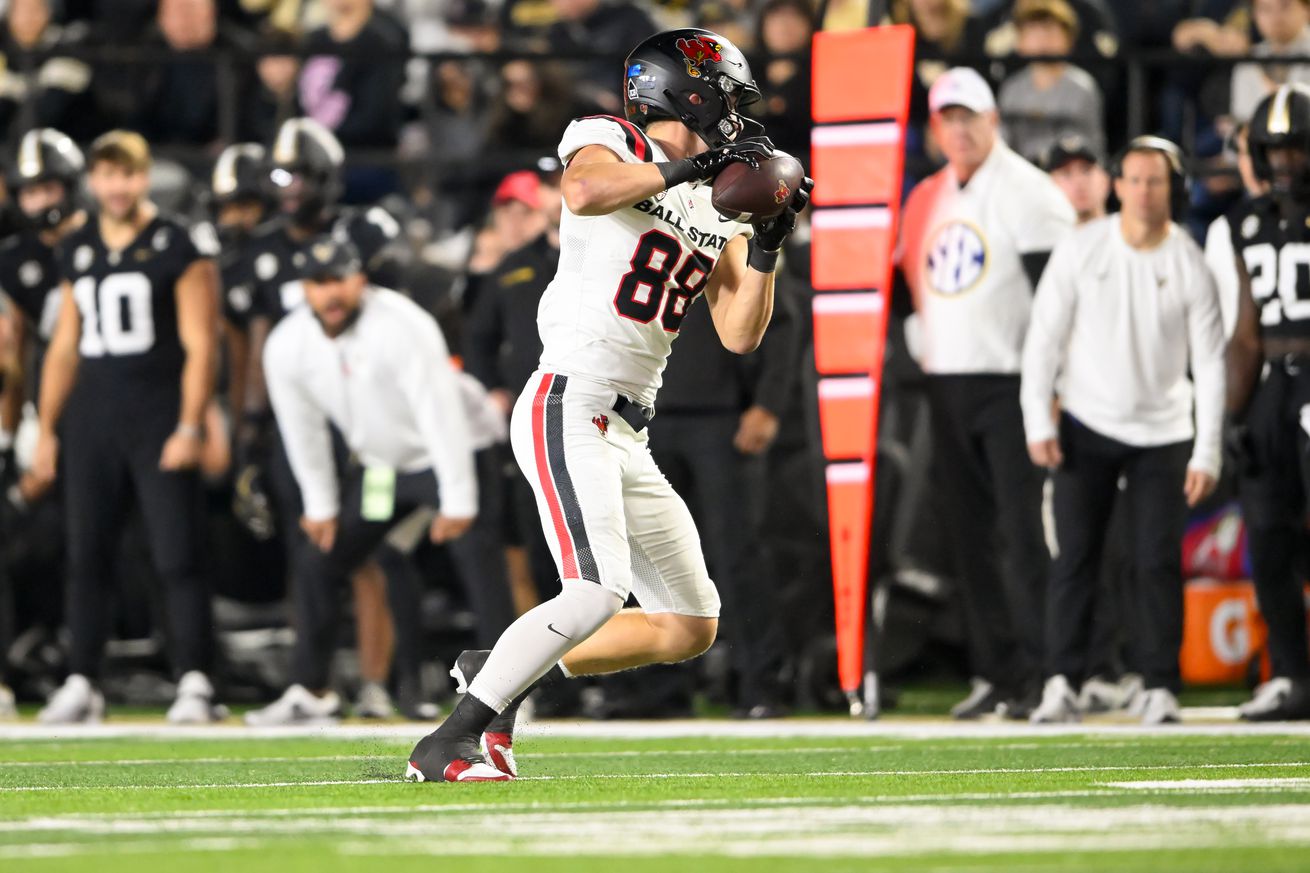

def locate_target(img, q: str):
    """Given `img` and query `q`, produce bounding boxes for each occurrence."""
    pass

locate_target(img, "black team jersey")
[55,212,217,406]
[232,205,401,328]
[0,231,63,343]
[1228,194,1310,343]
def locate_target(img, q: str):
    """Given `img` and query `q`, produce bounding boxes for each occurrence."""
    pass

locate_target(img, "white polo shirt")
[264,287,478,522]
[1020,216,1227,477]
[898,139,1075,374]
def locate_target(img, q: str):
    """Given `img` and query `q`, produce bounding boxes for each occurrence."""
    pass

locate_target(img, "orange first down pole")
[810,25,915,710]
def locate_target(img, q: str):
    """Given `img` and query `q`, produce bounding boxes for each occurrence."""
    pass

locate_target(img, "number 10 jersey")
[56,213,216,407]
[538,115,753,408]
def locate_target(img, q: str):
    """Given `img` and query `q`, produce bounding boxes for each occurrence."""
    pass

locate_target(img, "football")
[711,151,806,222]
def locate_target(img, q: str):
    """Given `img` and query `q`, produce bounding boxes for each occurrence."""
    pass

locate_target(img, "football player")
[1228,83,1310,721]
[0,128,88,721]
[0,129,86,510]
[30,131,224,724]
[407,28,812,781]
[209,142,272,432]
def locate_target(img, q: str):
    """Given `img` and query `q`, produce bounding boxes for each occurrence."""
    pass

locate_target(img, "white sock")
[468,582,622,711]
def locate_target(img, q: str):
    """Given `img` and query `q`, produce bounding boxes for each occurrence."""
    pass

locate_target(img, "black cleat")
[405,729,511,782]
[451,650,520,776]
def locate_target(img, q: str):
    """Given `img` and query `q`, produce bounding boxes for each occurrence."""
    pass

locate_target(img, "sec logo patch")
[925,221,988,297]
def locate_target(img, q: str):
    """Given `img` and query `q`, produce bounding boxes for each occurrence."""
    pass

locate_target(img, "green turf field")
[2,722,1309,872]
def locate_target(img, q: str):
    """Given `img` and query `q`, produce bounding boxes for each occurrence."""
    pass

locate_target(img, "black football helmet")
[268,118,344,225]
[10,128,84,231]
[622,28,763,149]
[212,143,269,207]
[1249,84,1310,200]
[212,143,270,246]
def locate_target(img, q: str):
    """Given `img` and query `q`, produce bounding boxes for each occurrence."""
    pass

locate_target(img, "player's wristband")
[176,423,203,440]
[746,239,780,273]
[657,159,703,190]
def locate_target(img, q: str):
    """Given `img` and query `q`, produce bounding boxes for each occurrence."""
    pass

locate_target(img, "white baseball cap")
[928,67,996,114]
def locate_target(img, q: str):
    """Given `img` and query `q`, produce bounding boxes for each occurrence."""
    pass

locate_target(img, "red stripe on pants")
[531,373,578,578]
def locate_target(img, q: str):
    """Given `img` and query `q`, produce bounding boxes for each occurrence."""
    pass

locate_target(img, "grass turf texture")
[1,727,1309,871]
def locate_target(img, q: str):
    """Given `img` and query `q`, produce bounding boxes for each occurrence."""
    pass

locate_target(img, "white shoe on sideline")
[38,674,105,724]
[1077,676,1125,713]
[1119,674,1147,716]
[167,671,229,724]
[244,684,341,726]
[0,683,16,721]
[353,682,396,719]
[1239,678,1292,720]
[1237,677,1310,720]
[1030,675,1080,724]
[1139,687,1181,725]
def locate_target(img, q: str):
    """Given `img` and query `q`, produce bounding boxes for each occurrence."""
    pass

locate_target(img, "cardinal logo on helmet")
[675,36,723,78]
[774,179,792,205]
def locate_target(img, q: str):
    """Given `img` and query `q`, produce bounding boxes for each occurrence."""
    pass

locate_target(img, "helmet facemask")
[662,74,763,148]
[623,29,764,150]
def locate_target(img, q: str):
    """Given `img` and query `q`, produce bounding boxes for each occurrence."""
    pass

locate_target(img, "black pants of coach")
[1236,357,1310,681]
[61,396,211,680]
[1048,414,1191,693]
[927,375,1047,696]
[289,466,440,690]
[648,410,787,708]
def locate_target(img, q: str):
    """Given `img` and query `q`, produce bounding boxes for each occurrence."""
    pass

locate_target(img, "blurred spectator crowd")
[0,0,1306,720]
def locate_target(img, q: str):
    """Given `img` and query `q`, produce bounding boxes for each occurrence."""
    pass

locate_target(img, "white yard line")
[0,741,1205,768]
[1108,777,1310,790]
[3,802,1310,860]
[3,760,1309,792]
[5,714,1310,742]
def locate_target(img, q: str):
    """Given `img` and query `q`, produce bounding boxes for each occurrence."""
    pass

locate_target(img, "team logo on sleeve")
[228,284,252,313]
[256,253,279,281]
[925,221,988,297]
[675,36,723,77]
[19,260,42,287]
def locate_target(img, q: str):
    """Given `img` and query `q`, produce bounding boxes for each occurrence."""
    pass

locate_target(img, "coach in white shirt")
[261,236,477,706]
[898,67,1076,719]
[1021,137,1226,725]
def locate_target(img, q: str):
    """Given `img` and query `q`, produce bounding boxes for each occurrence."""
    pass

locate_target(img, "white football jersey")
[897,140,1075,375]
[537,115,754,408]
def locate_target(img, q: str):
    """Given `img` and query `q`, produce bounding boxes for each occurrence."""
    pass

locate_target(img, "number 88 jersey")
[56,214,217,396]
[537,116,754,408]
[1229,195,1310,340]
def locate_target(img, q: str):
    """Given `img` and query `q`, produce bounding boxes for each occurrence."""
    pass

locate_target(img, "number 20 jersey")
[56,213,216,402]
[1227,195,1310,341]
[537,116,753,408]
